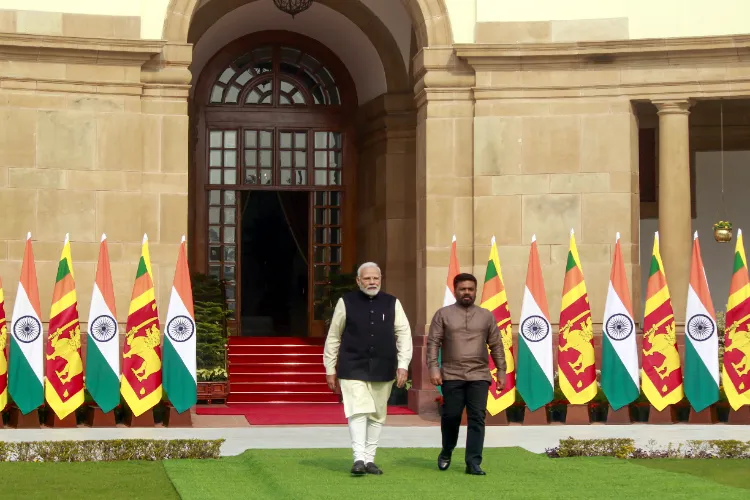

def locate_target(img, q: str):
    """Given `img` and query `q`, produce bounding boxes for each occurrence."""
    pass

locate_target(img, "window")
[209,45,341,107]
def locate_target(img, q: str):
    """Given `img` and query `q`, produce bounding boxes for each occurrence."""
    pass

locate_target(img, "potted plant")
[197,367,228,403]
[548,373,568,423]
[314,267,358,329]
[589,383,609,423]
[193,273,230,404]
[713,221,733,243]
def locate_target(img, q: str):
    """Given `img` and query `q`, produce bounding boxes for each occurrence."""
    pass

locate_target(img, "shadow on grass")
[298,457,356,475]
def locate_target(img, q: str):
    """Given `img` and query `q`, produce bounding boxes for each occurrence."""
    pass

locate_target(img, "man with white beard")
[323,262,413,475]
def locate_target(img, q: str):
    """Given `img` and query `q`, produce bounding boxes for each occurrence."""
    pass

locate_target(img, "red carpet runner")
[197,403,416,425]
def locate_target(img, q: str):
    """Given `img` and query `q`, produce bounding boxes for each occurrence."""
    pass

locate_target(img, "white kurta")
[323,297,413,422]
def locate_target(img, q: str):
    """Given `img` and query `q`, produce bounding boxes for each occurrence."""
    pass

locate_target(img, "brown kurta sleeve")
[486,316,506,379]
[426,308,444,370]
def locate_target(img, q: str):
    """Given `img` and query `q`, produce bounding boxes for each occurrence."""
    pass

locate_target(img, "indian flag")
[480,236,516,415]
[86,234,121,413]
[558,230,597,404]
[516,235,553,412]
[723,229,750,410]
[443,235,459,307]
[8,233,44,415]
[438,235,459,395]
[0,277,7,412]
[684,232,719,412]
[642,232,684,411]
[45,234,85,420]
[121,234,163,417]
[163,236,197,414]
[601,233,639,410]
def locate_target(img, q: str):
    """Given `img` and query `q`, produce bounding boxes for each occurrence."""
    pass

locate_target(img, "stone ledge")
[0,33,164,66]
[455,34,750,68]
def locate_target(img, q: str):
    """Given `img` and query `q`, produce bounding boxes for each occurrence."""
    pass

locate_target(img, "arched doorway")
[193,31,358,338]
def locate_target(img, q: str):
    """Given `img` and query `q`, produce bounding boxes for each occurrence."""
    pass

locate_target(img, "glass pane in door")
[312,191,344,320]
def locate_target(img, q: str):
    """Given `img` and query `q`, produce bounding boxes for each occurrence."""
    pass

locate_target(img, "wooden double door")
[192,35,359,337]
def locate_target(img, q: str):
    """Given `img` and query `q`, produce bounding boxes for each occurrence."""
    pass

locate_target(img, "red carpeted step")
[228,353,321,364]
[229,362,324,375]
[230,373,326,383]
[228,344,324,355]
[230,382,330,392]
[228,337,326,346]
[227,392,340,404]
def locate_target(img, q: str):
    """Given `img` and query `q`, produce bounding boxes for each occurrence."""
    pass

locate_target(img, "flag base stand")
[124,409,155,427]
[606,406,632,424]
[485,411,508,426]
[523,407,548,425]
[648,405,675,424]
[85,406,116,427]
[688,407,717,424]
[164,406,193,427]
[728,406,750,425]
[565,405,590,425]
[8,406,40,428]
[44,411,78,428]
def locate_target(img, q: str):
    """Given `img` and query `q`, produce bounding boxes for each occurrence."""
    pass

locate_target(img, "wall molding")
[0,33,164,66]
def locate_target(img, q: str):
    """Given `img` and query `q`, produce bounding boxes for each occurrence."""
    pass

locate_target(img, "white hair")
[357,262,381,277]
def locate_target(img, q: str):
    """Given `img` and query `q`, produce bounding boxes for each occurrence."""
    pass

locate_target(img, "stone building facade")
[1,1,750,414]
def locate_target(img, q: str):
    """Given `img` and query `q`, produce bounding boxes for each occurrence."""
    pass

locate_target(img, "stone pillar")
[355,93,418,324]
[408,48,475,415]
[654,100,692,321]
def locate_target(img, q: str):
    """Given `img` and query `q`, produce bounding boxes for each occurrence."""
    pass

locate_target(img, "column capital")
[653,99,694,115]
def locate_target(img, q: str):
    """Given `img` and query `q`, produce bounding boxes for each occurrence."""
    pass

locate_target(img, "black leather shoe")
[437,454,451,471]
[351,461,366,476]
[365,462,383,475]
[465,464,486,475]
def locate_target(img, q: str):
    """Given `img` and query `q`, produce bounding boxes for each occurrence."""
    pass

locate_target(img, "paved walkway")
[2,425,749,457]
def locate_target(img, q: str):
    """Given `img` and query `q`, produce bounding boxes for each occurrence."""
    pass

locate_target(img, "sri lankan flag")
[45,234,85,420]
[723,228,750,410]
[480,236,515,415]
[642,232,684,411]
[558,230,597,404]
[121,234,163,417]
[0,277,7,412]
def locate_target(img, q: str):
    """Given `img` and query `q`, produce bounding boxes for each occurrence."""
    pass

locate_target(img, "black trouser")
[441,380,490,466]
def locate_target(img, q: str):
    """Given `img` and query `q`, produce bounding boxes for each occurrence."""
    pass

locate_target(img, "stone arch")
[184,0,409,94]
[162,0,453,51]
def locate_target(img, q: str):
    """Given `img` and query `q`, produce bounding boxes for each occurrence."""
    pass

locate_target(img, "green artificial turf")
[635,459,750,491]
[3,448,749,499]
[162,447,749,500]
[0,461,180,500]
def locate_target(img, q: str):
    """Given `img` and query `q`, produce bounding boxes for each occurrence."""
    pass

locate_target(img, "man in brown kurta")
[427,273,506,475]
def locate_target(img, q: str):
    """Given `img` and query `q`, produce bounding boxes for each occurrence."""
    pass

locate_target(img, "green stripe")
[684,337,719,412]
[163,338,197,414]
[600,334,639,410]
[516,337,553,411]
[734,251,745,273]
[484,260,498,281]
[136,256,148,278]
[8,336,43,415]
[565,252,577,272]
[85,339,121,413]
[649,255,660,276]
[55,258,71,282]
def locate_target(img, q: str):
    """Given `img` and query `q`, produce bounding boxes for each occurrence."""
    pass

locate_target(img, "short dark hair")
[453,273,477,290]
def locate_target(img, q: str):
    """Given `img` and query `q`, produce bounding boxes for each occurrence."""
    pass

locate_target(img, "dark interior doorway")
[240,191,309,337]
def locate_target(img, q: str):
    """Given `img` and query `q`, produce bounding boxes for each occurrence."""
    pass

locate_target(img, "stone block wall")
[0,32,189,329]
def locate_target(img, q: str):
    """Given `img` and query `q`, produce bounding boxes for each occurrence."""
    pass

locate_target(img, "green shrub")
[193,273,230,374]
[553,437,636,459]
[0,439,224,462]
[546,438,750,459]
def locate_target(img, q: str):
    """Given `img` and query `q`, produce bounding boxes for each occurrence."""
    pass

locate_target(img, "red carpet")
[196,403,416,425]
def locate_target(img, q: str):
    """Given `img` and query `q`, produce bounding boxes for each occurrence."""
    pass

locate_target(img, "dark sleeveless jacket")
[337,290,398,382]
